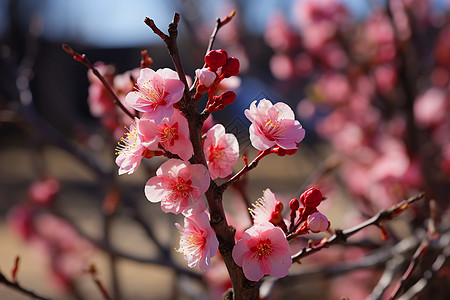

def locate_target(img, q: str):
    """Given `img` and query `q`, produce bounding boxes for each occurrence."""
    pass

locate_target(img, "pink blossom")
[139,109,193,161]
[145,159,210,215]
[245,99,305,150]
[203,124,239,179]
[413,88,447,128]
[113,68,140,99]
[175,212,219,270]
[115,118,147,175]
[307,212,330,233]
[28,177,60,205]
[195,68,217,88]
[125,68,185,123]
[249,189,278,225]
[87,62,116,118]
[232,222,291,281]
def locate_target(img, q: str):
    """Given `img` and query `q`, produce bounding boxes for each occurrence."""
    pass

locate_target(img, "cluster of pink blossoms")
[232,187,330,281]
[114,50,244,270]
[113,47,320,281]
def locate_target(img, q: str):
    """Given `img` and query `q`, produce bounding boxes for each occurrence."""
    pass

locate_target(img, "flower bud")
[270,210,283,224]
[275,201,284,213]
[195,68,217,88]
[289,198,299,211]
[221,57,240,77]
[220,91,237,105]
[205,49,228,72]
[300,187,322,208]
[307,212,330,233]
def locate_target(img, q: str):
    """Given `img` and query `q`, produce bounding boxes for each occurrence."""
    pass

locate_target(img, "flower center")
[178,227,206,254]
[208,145,224,162]
[140,82,168,110]
[251,238,273,259]
[115,124,139,156]
[172,177,193,199]
[162,123,179,146]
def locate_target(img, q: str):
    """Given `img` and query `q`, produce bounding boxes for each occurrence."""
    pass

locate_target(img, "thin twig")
[189,10,236,93]
[87,264,113,300]
[144,14,191,108]
[0,271,55,300]
[219,149,272,192]
[291,193,425,262]
[62,44,134,120]
[397,234,450,300]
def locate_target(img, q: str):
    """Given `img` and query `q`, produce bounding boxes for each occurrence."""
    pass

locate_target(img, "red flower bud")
[289,198,299,211]
[220,91,237,105]
[275,201,284,213]
[270,210,283,224]
[222,57,240,77]
[300,187,323,208]
[205,49,228,72]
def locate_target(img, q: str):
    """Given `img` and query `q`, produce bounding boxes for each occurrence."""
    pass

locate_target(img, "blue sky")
[0,0,448,47]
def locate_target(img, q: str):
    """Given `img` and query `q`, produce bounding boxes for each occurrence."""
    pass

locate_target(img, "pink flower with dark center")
[145,159,210,215]
[125,68,185,123]
[232,222,291,281]
[245,99,305,150]
[115,118,147,175]
[139,110,193,161]
[203,124,239,179]
[307,212,330,233]
[176,211,219,270]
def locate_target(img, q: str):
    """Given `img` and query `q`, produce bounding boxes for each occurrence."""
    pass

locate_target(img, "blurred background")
[1,0,449,299]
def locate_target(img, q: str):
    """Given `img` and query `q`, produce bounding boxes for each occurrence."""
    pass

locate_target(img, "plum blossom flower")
[145,159,210,215]
[245,99,305,151]
[125,68,185,123]
[307,212,330,233]
[249,189,278,225]
[203,124,239,179]
[175,211,219,270]
[115,118,147,175]
[232,222,291,281]
[139,109,193,160]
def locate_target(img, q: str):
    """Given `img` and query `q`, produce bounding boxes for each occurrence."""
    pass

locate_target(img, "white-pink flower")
[307,212,330,233]
[145,159,210,215]
[195,68,217,88]
[175,211,219,270]
[139,109,193,160]
[203,124,239,180]
[125,68,185,123]
[249,189,278,225]
[232,222,291,281]
[115,118,147,175]
[244,99,305,151]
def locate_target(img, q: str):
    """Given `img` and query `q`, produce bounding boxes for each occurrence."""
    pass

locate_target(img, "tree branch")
[61,44,135,120]
[144,14,191,109]
[0,271,55,300]
[189,10,236,93]
[291,193,425,262]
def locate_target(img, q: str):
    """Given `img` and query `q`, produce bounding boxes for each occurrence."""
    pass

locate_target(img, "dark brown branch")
[62,44,134,120]
[145,12,258,299]
[219,150,272,192]
[0,271,55,300]
[291,193,425,262]
[396,233,450,300]
[144,14,191,109]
